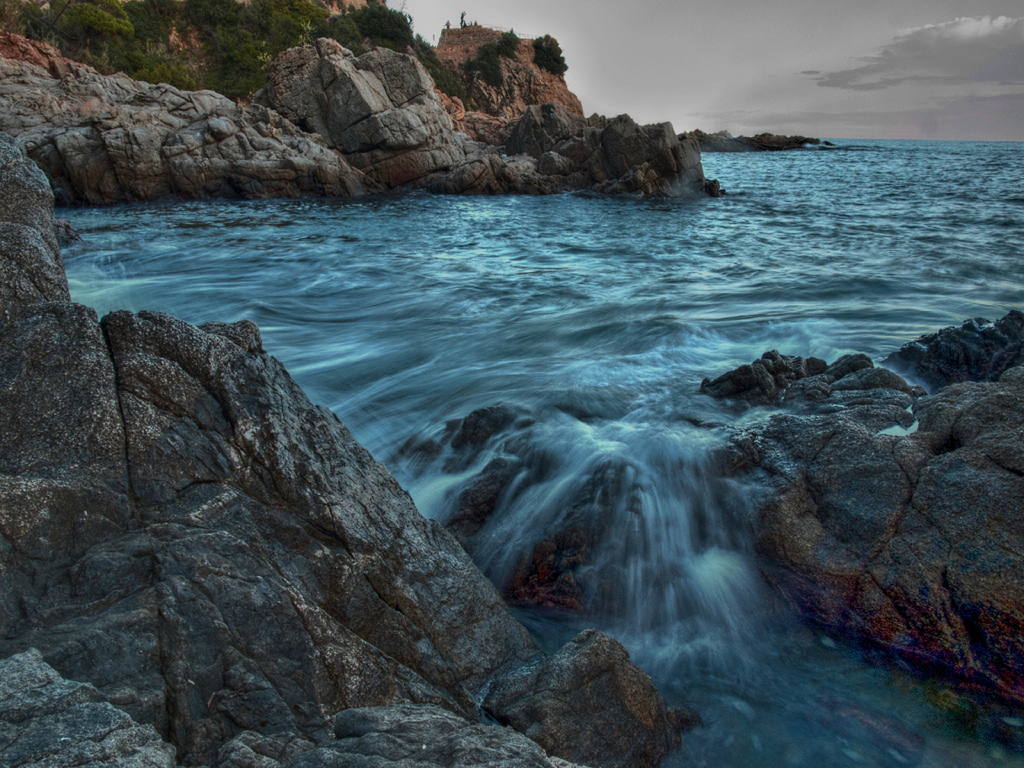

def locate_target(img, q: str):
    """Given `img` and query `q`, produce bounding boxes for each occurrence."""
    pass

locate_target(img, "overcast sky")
[402,0,1023,141]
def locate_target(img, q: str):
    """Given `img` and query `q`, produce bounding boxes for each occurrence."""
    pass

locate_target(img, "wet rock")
[736,355,1024,702]
[484,630,698,768]
[258,39,464,189]
[0,31,370,204]
[883,310,1024,390]
[699,350,828,405]
[0,648,176,768]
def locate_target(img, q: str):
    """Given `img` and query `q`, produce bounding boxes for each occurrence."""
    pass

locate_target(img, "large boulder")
[0,31,370,203]
[0,133,690,767]
[257,39,464,189]
[483,630,696,768]
[724,345,1024,702]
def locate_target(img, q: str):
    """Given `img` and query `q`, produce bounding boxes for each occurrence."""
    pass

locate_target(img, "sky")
[400,0,1024,141]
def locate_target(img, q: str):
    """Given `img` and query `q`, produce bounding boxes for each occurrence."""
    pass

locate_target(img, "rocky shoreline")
[0,31,721,203]
[681,129,829,152]
[0,133,693,768]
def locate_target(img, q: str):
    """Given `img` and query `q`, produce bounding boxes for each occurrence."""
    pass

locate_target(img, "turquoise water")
[64,139,1024,767]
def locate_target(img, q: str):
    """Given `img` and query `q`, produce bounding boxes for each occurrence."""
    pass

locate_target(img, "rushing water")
[64,139,1024,766]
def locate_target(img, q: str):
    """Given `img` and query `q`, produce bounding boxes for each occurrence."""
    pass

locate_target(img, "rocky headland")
[681,129,827,152]
[0,30,720,201]
[0,133,695,767]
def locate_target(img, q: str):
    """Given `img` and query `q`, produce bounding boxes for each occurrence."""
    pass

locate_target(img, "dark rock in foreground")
[0,132,689,767]
[681,129,824,152]
[717,331,1024,703]
[883,310,1024,391]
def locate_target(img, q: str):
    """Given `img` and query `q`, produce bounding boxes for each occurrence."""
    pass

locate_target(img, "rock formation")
[256,38,464,189]
[435,25,584,120]
[705,317,1024,703]
[882,310,1024,391]
[435,102,720,197]
[0,31,371,204]
[681,129,824,152]
[0,133,691,767]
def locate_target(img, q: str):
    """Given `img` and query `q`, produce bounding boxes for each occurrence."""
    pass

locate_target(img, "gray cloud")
[815,15,1024,90]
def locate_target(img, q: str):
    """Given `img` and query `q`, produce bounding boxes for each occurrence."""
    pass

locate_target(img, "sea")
[63,139,1024,767]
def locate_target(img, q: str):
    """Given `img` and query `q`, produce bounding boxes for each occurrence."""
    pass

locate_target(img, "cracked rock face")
[257,39,464,189]
[0,31,371,204]
[0,133,689,768]
[720,344,1024,701]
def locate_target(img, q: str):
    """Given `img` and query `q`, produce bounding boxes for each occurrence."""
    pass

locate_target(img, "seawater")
[64,139,1024,767]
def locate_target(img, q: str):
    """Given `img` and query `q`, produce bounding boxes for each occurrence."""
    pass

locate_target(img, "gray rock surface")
[882,310,1024,390]
[725,349,1024,701]
[0,31,370,203]
[0,648,177,768]
[484,630,697,768]
[257,39,464,189]
[0,132,689,767]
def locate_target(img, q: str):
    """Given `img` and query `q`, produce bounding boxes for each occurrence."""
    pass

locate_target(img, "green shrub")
[413,34,472,106]
[349,4,413,51]
[495,30,519,58]
[532,34,566,76]
[0,0,24,35]
[312,13,365,55]
[59,0,134,43]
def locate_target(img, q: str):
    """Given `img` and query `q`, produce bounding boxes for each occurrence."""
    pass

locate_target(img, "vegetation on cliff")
[14,0,461,101]
[532,34,567,76]
[464,30,519,87]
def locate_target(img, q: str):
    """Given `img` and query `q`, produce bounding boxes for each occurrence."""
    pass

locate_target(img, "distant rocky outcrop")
[0,132,692,767]
[0,31,371,204]
[256,38,464,189]
[707,314,1024,704]
[437,102,721,197]
[436,25,583,121]
[681,129,824,152]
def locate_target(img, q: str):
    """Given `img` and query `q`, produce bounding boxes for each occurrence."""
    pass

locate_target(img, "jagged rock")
[680,129,822,152]
[0,31,370,204]
[732,355,1024,702]
[0,648,177,768]
[285,703,585,767]
[258,39,464,189]
[501,103,712,197]
[883,310,1024,390]
[1,133,690,766]
[0,134,68,304]
[484,630,697,768]
[699,350,828,405]
[435,26,584,121]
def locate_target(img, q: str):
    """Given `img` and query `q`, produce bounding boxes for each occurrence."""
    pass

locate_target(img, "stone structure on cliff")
[0,132,694,767]
[435,25,584,121]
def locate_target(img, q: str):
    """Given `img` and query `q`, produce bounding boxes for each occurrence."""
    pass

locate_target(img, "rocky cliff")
[0,133,694,767]
[0,31,719,200]
[436,25,583,121]
[681,129,824,152]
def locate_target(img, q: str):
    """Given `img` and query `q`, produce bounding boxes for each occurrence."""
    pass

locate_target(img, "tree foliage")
[464,30,519,88]
[532,34,566,76]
